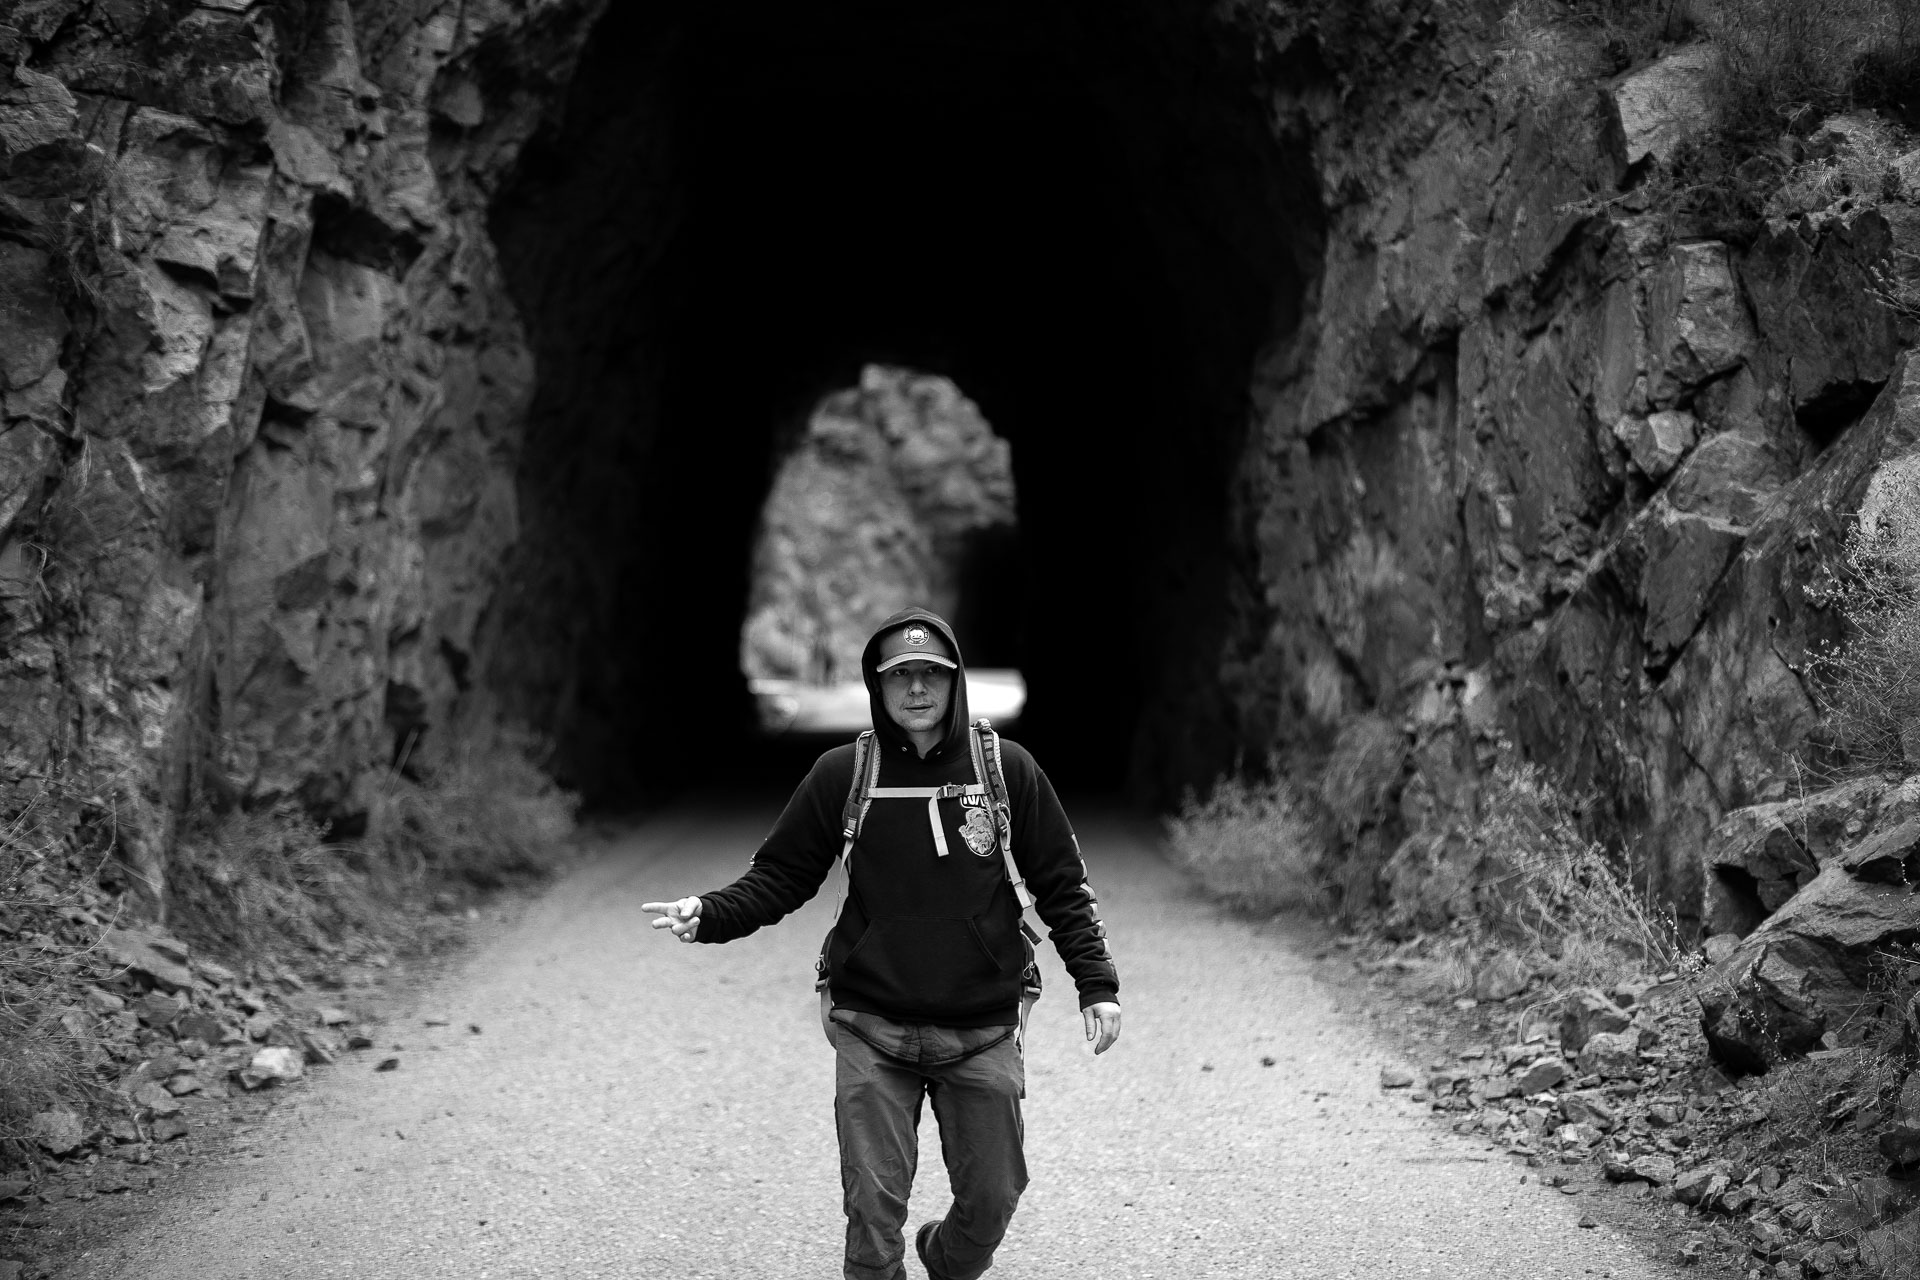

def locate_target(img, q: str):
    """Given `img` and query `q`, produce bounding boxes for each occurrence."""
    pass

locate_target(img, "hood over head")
[863,607,970,758]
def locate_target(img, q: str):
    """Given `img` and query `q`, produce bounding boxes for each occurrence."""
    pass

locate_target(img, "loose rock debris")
[1369,969,1891,1278]
[0,883,486,1279]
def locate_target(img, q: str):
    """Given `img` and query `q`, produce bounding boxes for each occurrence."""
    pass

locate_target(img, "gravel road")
[58,802,1694,1279]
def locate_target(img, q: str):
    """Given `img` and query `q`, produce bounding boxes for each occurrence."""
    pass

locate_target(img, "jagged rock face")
[0,0,603,902]
[739,367,1014,684]
[3,2,1918,925]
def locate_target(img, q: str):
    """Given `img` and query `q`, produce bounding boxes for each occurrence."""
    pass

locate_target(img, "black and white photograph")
[2,0,1920,1276]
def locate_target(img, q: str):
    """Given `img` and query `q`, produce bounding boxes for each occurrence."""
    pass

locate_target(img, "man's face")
[880,660,953,737]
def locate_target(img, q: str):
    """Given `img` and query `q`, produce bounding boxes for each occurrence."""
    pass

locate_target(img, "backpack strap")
[973,719,1039,944]
[820,731,880,1002]
[839,730,880,872]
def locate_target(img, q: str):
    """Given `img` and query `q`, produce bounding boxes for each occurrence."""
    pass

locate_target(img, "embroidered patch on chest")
[960,806,998,857]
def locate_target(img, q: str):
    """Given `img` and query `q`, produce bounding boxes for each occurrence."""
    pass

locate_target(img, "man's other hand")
[642,896,702,943]
[1082,1001,1122,1054]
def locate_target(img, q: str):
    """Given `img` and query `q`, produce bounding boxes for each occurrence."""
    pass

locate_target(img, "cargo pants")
[830,1009,1029,1280]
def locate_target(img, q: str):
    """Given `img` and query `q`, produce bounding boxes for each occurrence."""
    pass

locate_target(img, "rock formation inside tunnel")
[738,366,1018,689]
[4,0,1920,933]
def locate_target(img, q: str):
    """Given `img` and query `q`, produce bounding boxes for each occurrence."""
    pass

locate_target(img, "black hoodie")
[695,607,1118,1026]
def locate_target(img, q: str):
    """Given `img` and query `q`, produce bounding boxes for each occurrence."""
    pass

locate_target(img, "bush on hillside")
[1164,770,1331,917]
[0,797,108,1166]
[1711,0,1920,146]
[1464,756,1681,989]
[1815,455,1920,773]
[374,731,579,890]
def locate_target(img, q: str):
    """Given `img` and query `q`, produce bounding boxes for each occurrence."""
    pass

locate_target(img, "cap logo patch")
[904,625,930,647]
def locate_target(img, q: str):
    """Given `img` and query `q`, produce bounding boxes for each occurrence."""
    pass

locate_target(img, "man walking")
[643,607,1121,1280]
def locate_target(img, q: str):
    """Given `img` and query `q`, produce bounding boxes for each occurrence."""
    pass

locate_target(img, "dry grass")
[1711,0,1920,147]
[1163,770,1331,916]
[170,732,578,959]
[168,802,370,957]
[1486,0,1920,239]
[1465,756,1683,989]
[373,732,578,891]
[1812,454,1920,774]
[0,795,113,1166]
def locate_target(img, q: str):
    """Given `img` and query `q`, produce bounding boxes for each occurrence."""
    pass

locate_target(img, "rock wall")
[0,0,604,907]
[3,0,1917,931]
[1215,15,1920,927]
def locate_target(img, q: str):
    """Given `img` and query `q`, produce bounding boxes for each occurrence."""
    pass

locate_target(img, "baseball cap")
[873,622,958,672]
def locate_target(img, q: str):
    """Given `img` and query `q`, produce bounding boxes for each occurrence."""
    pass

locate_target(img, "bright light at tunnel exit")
[750,669,1026,736]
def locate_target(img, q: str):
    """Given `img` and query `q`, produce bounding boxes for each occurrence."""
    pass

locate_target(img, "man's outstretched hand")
[1082,1001,1122,1055]
[642,896,701,943]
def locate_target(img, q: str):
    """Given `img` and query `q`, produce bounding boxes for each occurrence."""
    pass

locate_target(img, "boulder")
[1673,1167,1721,1205]
[28,1108,85,1155]
[1611,44,1715,167]
[1602,1153,1676,1186]
[1560,1092,1617,1130]
[1614,409,1699,481]
[1560,989,1633,1054]
[130,1081,181,1116]
[1664,433,1787,527]
[1699,801,1920,1070]
[1637,506,1747,668]
[1701,777,1894,936]
[98,928,199,993]
[1833,817,1920,884]
[131,992,185,1028]
[1515,1056,1570,1094]
[1741,202,1920,418]
[1646,241,1755,406]
[1575,1028,1642,1078]
[238,1045,305,1089]
[174,1011,226,1044]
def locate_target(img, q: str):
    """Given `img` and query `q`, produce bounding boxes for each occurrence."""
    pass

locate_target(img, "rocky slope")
[0,0,1916,943]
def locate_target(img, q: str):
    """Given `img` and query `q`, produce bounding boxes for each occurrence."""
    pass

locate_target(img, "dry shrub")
[0,798,109,1164]
[375,733,578,890]
[1763,114,1908,220]
[1814,454,1920,773]
[1465,756,1682,990]
[1163,771,1331,916]
[1319,714,1408,839]
[1710,0,1920,147]
[169,802,373,957]
[1485,0,1699,105]
[171,733,577,958]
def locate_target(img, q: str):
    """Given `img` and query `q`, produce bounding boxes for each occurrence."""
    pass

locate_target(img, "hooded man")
[643,607,1121,1280]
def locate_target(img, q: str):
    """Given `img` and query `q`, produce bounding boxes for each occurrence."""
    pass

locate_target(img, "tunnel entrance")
[485,0,1323,803]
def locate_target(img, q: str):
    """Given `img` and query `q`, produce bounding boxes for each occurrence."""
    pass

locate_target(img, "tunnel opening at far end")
[740,366,1024,739]
[483,0,1326,804]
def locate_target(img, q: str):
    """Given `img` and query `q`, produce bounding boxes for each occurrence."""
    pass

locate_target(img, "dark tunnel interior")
[485,0,1324,803]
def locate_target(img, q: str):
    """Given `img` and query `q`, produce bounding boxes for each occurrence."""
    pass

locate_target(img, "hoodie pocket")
[842,916,1007,1015]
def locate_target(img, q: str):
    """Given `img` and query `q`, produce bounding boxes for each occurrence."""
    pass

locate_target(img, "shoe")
[914,1219,942,1278]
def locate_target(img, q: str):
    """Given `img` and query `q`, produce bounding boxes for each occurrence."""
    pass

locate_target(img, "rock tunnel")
[482,0,1323,800]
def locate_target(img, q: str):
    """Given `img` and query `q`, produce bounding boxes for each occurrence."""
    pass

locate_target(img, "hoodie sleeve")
[695,749,849,943]
[1004,742,1119,1009]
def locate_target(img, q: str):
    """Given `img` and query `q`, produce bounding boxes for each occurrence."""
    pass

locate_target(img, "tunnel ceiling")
[484,0,1326,799]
